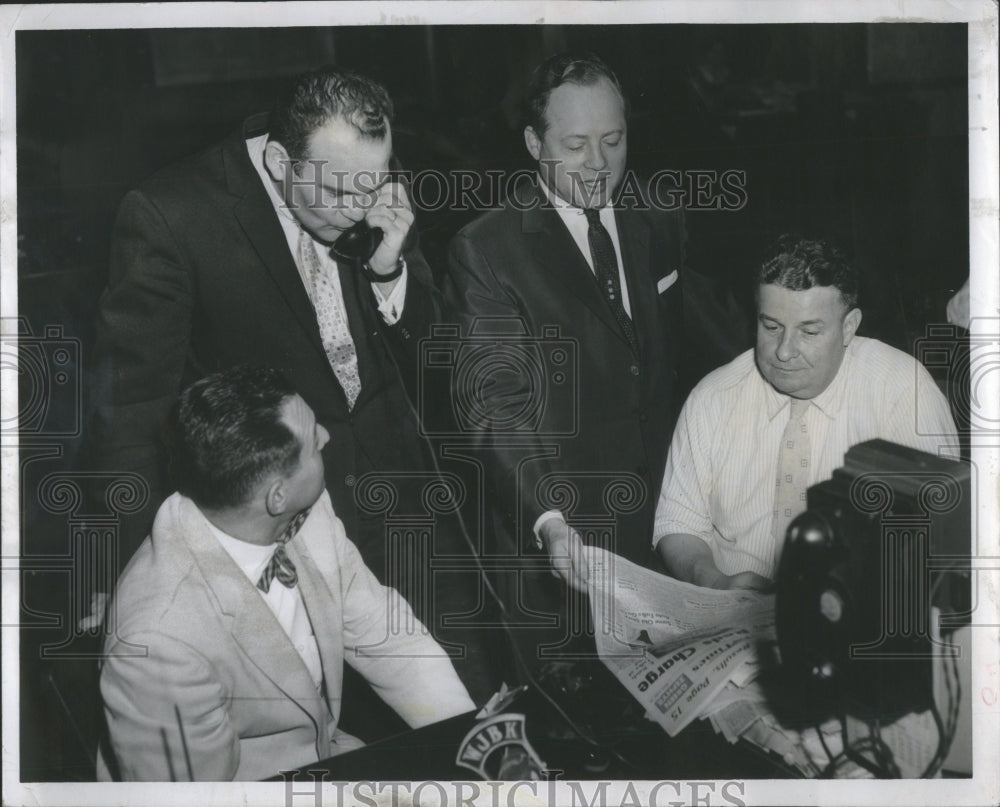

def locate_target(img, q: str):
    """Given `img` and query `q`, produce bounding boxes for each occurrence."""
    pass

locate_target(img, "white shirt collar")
[761,338,857,422]
[205,519,276,585]
[538,175,617,218]
[246,133,300,229]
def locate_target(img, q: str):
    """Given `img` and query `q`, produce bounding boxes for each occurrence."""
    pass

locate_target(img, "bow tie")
[256,508,311,593]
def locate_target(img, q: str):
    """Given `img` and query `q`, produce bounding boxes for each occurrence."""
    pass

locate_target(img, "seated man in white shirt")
[653,236,958,590]
[99,366,475,781]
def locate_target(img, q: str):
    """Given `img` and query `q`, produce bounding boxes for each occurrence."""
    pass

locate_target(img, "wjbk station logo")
[455,714,547,780]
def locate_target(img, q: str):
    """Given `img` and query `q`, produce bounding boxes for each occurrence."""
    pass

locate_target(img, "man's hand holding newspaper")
[584,546,774,736]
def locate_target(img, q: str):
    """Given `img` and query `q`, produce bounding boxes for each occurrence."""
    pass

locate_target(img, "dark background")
[14,24,969,781]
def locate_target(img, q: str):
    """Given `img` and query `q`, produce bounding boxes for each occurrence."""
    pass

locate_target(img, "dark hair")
[269,65,393,163]
[523,52,628,139]
[169,366,301,510]
[757,235,859,311]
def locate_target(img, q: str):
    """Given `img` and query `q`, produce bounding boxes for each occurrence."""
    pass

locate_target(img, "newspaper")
[582,548,941,777]
[585,547,774,736]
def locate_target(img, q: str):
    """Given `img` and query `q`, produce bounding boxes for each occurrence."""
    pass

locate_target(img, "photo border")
[2,2,997,805]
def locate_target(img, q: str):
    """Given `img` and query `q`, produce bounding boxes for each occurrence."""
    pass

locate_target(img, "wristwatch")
[361,256,405,284]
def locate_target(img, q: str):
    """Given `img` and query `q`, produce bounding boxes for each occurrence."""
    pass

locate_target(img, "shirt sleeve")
[883,356,960,459]
[652,387,716,547]
[532,510,565,549]
[335,517,476,726]
[371,260,408,324]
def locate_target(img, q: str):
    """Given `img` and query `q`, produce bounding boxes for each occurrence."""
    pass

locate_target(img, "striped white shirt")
[652,337,959,579]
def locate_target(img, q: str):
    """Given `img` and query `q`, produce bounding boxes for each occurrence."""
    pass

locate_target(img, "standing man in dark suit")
[88,66,496,707]
[444,53,734,669]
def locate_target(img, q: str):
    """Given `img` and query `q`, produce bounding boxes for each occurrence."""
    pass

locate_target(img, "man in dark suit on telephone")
[88,66,497,709]
[443,53,745,671]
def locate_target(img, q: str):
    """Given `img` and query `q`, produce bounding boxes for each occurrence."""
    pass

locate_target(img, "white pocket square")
[657,270,679,294]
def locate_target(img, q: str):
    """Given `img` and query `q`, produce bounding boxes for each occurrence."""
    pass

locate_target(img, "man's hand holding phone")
[362,181,413,287]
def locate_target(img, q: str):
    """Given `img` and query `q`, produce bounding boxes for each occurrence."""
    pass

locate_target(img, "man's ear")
[524,126,542,162]
[843,307,862,345]
[264,477,289,517]
[263,139,293,185]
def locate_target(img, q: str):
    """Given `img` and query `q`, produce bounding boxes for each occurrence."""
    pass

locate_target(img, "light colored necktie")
[298,230,362,409]
[771,397,811,565]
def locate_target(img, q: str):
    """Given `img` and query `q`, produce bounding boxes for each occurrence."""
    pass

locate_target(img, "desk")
[278,661,799,781]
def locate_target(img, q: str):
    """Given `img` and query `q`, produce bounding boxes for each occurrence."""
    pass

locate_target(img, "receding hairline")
[536,75,626,127]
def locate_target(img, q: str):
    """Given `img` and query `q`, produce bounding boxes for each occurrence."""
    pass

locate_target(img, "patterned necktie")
[583,207,637,353]
[771,398,812,564]
[298,230,362,409]
[257,507,311,593]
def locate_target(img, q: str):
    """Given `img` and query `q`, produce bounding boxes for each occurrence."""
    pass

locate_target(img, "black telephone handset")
[330,221,384,265]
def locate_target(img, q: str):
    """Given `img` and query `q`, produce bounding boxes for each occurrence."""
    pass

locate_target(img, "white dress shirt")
[539,178,632,316]
[246,134,407,324]
[653,337,960,579]
[208,522,324,690]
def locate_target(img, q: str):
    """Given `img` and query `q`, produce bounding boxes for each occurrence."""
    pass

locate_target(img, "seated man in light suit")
[99,366,474,781]
[653,236,959,590]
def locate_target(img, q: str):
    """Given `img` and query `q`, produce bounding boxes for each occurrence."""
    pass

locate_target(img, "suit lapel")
[614,207,657,358]
[521,187,626,342]
[222,122,329,363]
[522,188,649,356]
[173,497,330,739]
[286,537,344,732]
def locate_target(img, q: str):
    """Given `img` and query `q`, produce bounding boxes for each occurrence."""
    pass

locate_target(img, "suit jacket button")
[629,365,640,376]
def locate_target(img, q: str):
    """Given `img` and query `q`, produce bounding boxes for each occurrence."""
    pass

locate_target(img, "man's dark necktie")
[583,207,637,353]
[257,507,311,593]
